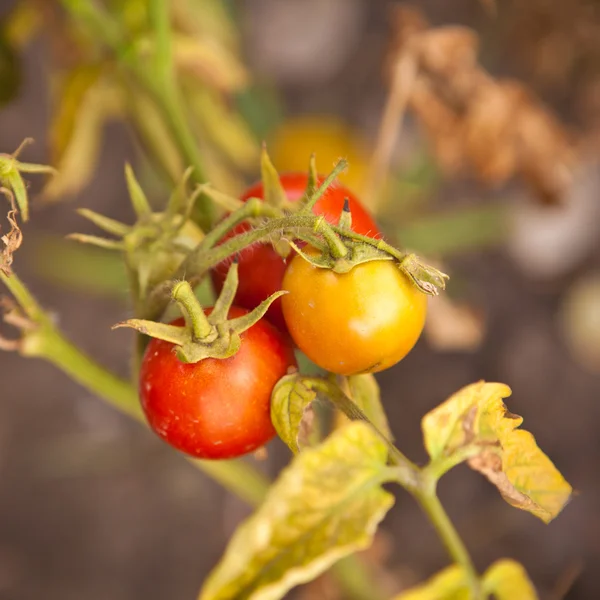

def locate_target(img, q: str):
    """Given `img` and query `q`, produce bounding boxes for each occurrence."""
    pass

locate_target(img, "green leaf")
[270,373,318,454]
[393,564,470,600]
[28,236,128,298]
[422,381,572,523]
[235,83,283,141]
[260,146,287,208]
[482,559,538,599]
[199,422,394,600]
[396,205,508,257]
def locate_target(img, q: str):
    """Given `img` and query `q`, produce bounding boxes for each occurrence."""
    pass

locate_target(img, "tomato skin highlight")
[139,308,296,459]
[210,172,380,333]
[281,256,428,375]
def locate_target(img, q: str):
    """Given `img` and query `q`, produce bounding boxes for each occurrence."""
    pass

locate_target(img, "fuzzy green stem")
[302,159,348,212]
[414,474,482,598]
[316,217,349,259]
[421,446,483,483]
[144,214,329,319]
[24,326,144,420]
[199,197,282,251]
[171,280,213,340]
[0,270,46,322]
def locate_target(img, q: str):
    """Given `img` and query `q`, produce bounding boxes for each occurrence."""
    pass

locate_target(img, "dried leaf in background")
[387,5,577,205]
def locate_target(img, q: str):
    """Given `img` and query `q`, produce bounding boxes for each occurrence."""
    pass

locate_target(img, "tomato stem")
[315,217,349,259]
[302,158,348,212]
[200,197,282,251]
[413,473,483,598]
[143,208,446,320]
[171,280,215,341]
[302,376,421,491]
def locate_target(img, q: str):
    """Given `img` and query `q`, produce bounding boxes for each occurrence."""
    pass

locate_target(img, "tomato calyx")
[114,260,286,363]
[69,166,205,301]
[287,200,449,295]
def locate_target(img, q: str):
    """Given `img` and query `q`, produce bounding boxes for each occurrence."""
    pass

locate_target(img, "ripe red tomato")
[210,172,380,333]
[139,308,297,459]
[282,254,427,375]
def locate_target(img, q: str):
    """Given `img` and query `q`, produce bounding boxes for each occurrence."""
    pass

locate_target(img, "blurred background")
[0,0,599,598]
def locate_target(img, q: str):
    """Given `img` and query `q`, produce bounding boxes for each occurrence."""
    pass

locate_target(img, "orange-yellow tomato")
[281,256,427,375]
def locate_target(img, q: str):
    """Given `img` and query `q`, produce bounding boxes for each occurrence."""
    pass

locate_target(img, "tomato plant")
[282,253,428,375]
[210,172,381,332]
[0,2,577,598]
[139,309,296,459]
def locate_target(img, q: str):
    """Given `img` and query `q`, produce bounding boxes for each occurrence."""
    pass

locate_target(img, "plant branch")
[0,270,269,506]
[413,473,482,598]
[60,0,213,227]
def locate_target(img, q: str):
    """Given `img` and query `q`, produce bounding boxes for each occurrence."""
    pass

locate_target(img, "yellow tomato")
[282,254,428,375]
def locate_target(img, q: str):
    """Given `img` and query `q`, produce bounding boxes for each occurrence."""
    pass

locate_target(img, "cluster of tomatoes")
[139,174,427,459]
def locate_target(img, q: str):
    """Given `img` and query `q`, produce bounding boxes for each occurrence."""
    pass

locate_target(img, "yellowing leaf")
[393,564,470,600]
[482,559,538,599]
[189,87,259,171]
[43,68,123,201]
[394,559,538,600]
[422,381,572,523]
[174,35,248,92]
[270,373,318,454]
[199,422,394,600]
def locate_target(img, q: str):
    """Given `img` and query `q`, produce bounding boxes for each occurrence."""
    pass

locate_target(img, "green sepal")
[0,139,56,221]
[199,183,244,213]
[3,169,28,221]
[400,253,449,296]
[124,163,151,217]
[227,290,288,334]
[260,144,287,208]
[77,208,131,237]
[67,234,126,251]
[166,166,194,217]
[306,153,318,196]
[112,319,188,346]
[210,259,239,322]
